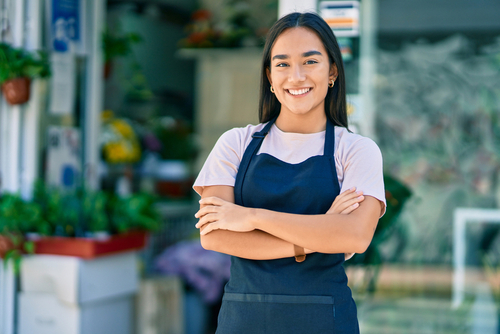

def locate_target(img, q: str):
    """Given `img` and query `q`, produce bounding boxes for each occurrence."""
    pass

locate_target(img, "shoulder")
[218,123,267,146]
[214,122,268,158]
[335,127,382,160]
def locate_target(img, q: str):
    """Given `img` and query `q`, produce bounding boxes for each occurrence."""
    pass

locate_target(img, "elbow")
[352,231,375,254]
[353,239,371,254]
[200,234,213,251]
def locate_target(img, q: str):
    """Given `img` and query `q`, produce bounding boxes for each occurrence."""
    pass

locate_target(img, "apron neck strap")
[252,117,276,139]
[235,117,277,205]
[323,119,335,156]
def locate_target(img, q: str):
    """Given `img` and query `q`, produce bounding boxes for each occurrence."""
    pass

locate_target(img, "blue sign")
[52,0,80,52]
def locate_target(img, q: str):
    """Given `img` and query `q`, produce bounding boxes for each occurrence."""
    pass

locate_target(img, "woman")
[193,12,386,333]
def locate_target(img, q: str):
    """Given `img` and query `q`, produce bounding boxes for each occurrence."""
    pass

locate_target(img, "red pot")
[104,61,112,79]
[1,77,31,105]
[33,231,148,259]
[0,235,15,258]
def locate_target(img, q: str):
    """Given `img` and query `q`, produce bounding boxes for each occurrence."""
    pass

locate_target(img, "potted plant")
[0,43,50,105]
[102,29,142,79]
[152,116,198,198]
[3,183,161,334]
[0,194,42,271]
[0,182,160,262]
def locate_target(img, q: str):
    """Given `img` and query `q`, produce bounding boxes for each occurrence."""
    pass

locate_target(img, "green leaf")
[23,241,35,254]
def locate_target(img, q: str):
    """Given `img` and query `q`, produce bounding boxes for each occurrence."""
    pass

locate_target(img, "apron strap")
[234,118,276,206]
[323,119,335,156]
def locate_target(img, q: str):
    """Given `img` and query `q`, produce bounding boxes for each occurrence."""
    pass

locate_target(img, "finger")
[336,193,364,208]
[199,196,226,207]
[333,195,364,214]
[335,187,357,200]
[194,205,219,219]
[330,190,362,209]
[340,195,365,210]
[195,213,219,229]
[340,202,359,214]
[338,190,363,203]
[200,222,223,235]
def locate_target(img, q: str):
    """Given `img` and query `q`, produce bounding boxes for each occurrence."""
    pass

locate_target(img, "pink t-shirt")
[194,122,386,216]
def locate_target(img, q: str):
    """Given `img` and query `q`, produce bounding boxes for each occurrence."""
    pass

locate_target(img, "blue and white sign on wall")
[51,0,82,53]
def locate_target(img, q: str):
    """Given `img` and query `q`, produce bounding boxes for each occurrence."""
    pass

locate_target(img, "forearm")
[197,186,380,257]
[251,197,381,254]
[198,185,312,260]
[201,229,312,260]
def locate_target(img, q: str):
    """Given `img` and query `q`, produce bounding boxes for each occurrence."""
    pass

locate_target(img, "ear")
[329,63,338,80]
[266,67,272,86]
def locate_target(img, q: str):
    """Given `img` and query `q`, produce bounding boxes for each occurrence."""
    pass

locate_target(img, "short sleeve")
[192,128,244,196]
[338,136,386,217]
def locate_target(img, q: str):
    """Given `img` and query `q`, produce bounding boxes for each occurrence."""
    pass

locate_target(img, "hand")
[327,187,364,215]
[327,187,364,260]
[195,196,255,235]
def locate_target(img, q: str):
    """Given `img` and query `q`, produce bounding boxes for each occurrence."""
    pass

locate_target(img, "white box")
[18,292,134,334]
[21,251,138,304]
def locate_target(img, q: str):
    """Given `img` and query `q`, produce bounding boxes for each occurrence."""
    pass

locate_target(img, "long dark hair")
[258,12,348,129]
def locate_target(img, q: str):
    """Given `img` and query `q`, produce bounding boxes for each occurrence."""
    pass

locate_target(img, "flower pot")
[0,235,15,258]
[32,230,148,259]
[104,60,113,79]
[155,160,193,198]
[1,77,31,105]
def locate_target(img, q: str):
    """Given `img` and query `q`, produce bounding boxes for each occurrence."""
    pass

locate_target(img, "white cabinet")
[18,252,138,334]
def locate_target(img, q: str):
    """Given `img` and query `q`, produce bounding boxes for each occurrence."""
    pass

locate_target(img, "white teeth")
[288,88,310,95]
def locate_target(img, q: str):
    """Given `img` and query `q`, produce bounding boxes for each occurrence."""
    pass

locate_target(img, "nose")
[288,65,306,83]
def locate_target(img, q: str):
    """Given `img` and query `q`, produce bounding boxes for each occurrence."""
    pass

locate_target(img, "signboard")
[320,1,360,37]
[48,0,85,53]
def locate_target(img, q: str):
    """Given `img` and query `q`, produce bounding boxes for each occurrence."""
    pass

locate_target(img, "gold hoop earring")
[270,85,275,93]
[329,79,335,88]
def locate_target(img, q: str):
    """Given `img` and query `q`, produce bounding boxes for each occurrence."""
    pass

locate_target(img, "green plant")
[345,174,412,293]
[0,43,50,84]
[31,181,160,236]
[0,183,161,271]
[153,117,198,161]
[109,193,160,234]
[102,29,142,63]
[0,194,42,272]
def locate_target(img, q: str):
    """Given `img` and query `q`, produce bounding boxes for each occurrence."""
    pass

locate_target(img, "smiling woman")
[193,12,386,334]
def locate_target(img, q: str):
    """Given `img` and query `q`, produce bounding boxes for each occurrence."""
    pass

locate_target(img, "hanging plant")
[0,43,50,105]
[102,29,142,79]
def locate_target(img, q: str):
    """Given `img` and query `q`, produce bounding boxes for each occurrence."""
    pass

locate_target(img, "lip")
[285,87,312,97]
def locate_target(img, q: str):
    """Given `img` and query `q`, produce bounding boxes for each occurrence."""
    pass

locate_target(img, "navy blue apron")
[216,118,359,334]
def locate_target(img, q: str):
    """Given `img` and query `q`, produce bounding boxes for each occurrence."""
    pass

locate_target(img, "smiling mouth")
[287,88,311,96]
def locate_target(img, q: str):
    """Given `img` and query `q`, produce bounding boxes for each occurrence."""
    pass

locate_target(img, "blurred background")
[0,0,500,333]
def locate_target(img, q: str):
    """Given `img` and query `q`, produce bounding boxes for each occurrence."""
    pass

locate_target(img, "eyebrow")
[272,50,323,61]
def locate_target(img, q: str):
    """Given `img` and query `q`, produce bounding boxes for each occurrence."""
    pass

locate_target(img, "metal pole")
[83,0,105,190]
[0,261,16,334]
[358,0,378,139]
[20,0,43,200]
[1,2,27,334]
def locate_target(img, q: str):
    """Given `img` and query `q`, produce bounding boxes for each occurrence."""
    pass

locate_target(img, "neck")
[275,112,327,134]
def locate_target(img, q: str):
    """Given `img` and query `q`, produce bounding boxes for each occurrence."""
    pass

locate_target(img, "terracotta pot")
[104,61,112,79]
[33,231,148,259]
[1,77,31,105]
[0,235,15,258]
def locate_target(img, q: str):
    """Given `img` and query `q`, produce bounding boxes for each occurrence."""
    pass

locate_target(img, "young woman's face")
[267,27,337,121]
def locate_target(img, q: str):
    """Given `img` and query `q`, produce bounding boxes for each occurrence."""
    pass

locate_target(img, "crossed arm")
[195,185,383,260]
